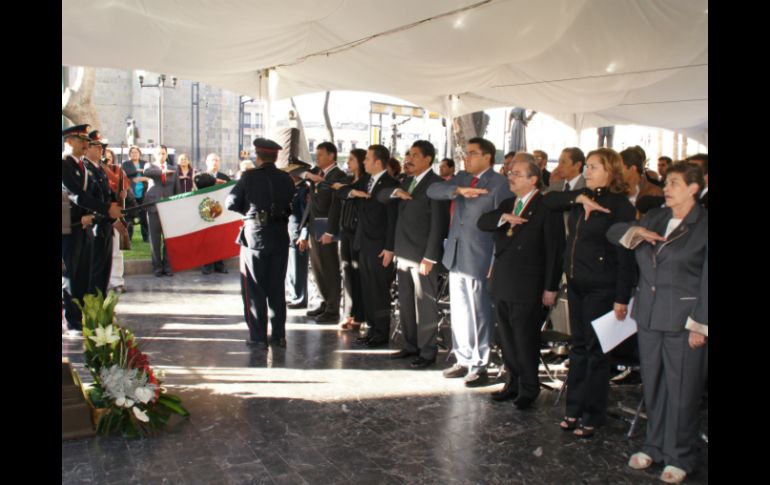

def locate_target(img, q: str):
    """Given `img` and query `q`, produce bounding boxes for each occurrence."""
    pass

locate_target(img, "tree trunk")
[323,91,334,143]
[62,67,100,129]
[451,111,490,169]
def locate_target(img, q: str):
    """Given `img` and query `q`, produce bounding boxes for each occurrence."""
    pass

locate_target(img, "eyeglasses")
[505,170,529,178]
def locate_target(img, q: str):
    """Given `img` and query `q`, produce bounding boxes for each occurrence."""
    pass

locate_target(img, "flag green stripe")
[156,181,237,204]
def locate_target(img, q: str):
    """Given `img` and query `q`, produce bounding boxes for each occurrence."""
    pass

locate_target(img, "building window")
[254,113,263,129]
[337,140,344,152]
[309,139,315,152]
[242,112,251,128]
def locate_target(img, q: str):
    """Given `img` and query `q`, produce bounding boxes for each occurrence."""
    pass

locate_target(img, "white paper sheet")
[590,298,638,354]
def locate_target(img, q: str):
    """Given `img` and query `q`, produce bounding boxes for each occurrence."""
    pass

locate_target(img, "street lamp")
[138,71,178,145]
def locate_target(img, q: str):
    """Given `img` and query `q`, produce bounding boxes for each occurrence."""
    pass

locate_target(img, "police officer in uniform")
[84,130,118,296]
[62,124,122,334]
[226,138,296,348]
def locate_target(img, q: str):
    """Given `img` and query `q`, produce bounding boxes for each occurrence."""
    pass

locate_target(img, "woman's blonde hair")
[586,148,629,194]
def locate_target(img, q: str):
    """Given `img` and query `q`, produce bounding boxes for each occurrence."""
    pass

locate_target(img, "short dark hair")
[258,150,278,164]
[620,147,645,175]
[667,161,705,197]
[368,144,390,170]
[533,150,548,160]
[317,141,338,160]
[441,158,455,169]
[411,140,436,163]
[387,158,402,175]
[468,137,496,165]
[686,153,708,174]
[562,147,586,169]
[658,156,673,165]
[504,151,516,159]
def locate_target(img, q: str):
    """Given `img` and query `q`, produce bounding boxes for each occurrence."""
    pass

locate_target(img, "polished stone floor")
[62,271,708,484]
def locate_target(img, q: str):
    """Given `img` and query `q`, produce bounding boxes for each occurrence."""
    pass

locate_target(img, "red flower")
[127,346,150,370]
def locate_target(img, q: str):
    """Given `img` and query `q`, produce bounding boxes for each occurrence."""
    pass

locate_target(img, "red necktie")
[450,176,478,222]
[161,163,167,186]
[79,158,85,175]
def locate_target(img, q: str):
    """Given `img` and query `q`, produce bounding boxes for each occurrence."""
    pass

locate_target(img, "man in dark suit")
[201,153,232,274]
[143,146,178,276]
[687,154,708,209]
[339,145,399,348]
[377,140,449,367]
[478,154,564,408]
[284,159,311,309]
[297,142,348,323]
[533,150,551,187]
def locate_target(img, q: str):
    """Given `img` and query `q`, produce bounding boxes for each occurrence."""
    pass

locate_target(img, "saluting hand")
[576,194,611,220]
[305,172,325,184]
[330,182,345,190]
[392,189,413,201]
[635,227,667,246]
[455,187,489,198]
[349,189,371,199]
[501,214,528,226]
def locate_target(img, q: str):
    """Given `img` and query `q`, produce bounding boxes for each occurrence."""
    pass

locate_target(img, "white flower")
[89,325,120,347]
[132,406,150,422]
[134,386,154,404]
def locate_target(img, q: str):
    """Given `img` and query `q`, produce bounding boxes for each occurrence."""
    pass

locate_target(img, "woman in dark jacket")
[542,148,637,438]
[330,149,369,330]
[607,162,707,484]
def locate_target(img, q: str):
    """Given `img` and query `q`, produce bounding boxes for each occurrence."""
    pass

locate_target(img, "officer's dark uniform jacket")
[542,187,638,304]
[62,154,112,223]
[226,163,296,251]
[84,157,117,237]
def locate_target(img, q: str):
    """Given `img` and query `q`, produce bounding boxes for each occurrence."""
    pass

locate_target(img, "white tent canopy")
[62,0,708,145]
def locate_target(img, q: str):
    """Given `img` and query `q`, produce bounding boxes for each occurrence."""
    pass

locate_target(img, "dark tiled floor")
[62,271,708,484]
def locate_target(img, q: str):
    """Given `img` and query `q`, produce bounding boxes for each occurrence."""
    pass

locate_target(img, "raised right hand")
[636,227,667,246]
[456,187,489,198]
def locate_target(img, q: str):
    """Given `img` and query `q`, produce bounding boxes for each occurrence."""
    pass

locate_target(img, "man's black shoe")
[314,312,340,324]
[214,267,229,274]
[287,302,307,309]
[513,395,536,410]
[269,338,287,348]
[306,304,326,317]
[364,337,388,348]
[154,271,164,277]
[491,385,518,402]
[355,336,372,345]
[390,349,418,360]
[164,271,174,277]
[201,268,213,275]
[410,357,436,369]
[245,339,268,349]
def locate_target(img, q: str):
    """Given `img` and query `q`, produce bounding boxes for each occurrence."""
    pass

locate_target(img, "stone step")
[123,256,239,275]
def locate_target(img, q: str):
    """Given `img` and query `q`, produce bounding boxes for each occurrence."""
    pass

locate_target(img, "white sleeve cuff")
[422,258,436,264]
[685,317,708,337]
[619,226,646,249]
[497,215,507,227]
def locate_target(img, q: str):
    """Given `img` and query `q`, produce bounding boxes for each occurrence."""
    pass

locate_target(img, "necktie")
[564,182,570,191]
[161,163,167,186]
[407,177,417,194]
[366,177,374,194]
[450,176,479,221]
[514,198,524,216]
[79,159,85,175]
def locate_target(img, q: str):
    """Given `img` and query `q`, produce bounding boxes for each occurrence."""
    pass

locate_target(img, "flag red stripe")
[165,221,242,272]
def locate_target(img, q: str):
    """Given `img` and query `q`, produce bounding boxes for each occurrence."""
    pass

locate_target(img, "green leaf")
[157,396,190,417]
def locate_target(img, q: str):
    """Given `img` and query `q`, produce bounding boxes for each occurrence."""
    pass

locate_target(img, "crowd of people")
[63,124,708,483]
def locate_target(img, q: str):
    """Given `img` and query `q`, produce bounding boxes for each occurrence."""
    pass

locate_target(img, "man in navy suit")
[339,145,399,348]
[478,153,564,407]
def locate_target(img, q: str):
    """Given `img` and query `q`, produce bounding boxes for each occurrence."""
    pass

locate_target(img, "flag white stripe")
[156,186,241,239]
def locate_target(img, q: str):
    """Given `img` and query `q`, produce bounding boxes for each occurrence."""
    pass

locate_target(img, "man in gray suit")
[427,137,513,386]
[378,140,450,368]
[143,146,178,276]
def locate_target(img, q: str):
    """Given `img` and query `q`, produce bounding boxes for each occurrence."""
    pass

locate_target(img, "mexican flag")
[156,182,242,272]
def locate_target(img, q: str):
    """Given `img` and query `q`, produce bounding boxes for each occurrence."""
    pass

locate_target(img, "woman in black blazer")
[542,148,637,438]
[607,162,707,484]
[330,149,369,331]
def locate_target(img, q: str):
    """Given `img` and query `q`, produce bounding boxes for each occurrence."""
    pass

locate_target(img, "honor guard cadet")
[226,138,296,348]
[62,125,122,335]
[84,130,118,296]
